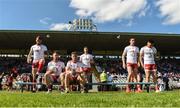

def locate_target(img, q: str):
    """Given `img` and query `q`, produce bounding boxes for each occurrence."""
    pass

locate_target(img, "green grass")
[0,90,179,107]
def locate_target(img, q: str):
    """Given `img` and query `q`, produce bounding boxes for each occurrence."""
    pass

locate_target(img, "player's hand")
[71,70,76,76]
[138,62,141,67]
[76,68,84,73]
[122,63,126,69]
[27,58,32,64]
[141,63,144,68]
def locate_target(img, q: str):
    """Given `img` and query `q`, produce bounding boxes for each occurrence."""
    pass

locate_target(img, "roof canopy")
[0,30,180,55]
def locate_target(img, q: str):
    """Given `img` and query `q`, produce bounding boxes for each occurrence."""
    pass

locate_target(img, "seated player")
[44,51,65,93]
[64,52,86,93]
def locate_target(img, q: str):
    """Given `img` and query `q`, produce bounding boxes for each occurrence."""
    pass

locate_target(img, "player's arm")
[45,69,54,76]
[44,68,54,77]
[61,63,66,73]
[76,63,84,73]
[139,47,144,68]
[137,52,141,67]
[65,62,72,73]
[122,50,127,69]
[154,48,158,62]
[139,52,144,68]
[44,50,49,59]
[90,56,95,65]
[44,46,49,59]
[65,67,71,73]
[27,47,33,63]
[137,48,140,67]
[46,62,52,71]
[79,55,82,62]
[0,72,4,78]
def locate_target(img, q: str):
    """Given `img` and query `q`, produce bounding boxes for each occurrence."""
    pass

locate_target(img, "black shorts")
[52,75,59,83]
[70,76,80,85]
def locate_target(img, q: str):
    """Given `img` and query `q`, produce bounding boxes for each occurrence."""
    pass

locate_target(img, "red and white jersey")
[66,60,83,71]
[123,45,139,64]
[31,44,47,60]
[47,61,65,75]
[140,46,157,64]
[80,54,93,68]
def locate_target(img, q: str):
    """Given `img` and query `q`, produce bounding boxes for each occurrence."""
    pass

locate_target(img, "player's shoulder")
[31,44,37,48]
[67,60,72,64]
[87,53,93,57]
[140,46,146,52]
[80,54,85,57]
[58,61,65,65]
[134,46,139,49]
[77,60,82,63]
[123,46,129,51]
[152,46,157,51]
[41,44,47,48]
[125,45,130,49]
[152,46,157,49]
[81,53,92,57]
[141,46,147,49]
[48,61,53,65]
[77,61,84,66]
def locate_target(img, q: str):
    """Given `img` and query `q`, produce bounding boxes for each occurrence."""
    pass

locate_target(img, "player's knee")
[152,74,157,78]
[128,72,133,77]
[44,73,50,78]
[65,73,70,78]
[60,73,65,78]
[39,59,45,63]
[146,75,150,79]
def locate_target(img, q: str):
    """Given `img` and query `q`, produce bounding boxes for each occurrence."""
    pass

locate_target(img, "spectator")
[100,71,108,91]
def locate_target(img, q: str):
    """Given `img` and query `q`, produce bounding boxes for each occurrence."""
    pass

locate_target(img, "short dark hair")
[53,50,59,55]
[84,46,88,49]
[36,36,42,40]
[71,51,77,56]
[129,38,135,41]
[147,40,154,44]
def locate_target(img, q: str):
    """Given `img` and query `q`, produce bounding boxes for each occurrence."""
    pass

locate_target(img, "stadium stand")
[0,30,180,92]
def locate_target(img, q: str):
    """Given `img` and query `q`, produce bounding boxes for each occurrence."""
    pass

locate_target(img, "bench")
[16,82,154,93]
[16,82,44,92]
[86,82,154,93]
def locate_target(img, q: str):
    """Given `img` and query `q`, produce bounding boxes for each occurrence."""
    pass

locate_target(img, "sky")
[0,0,180,34]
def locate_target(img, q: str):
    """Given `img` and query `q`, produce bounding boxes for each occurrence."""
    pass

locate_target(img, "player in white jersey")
[27,36,48,92]
[122,38,142,93]
[44,51,65,93]
[80,46,94,73]
[80,47,94,91]
[140,40,159,92]
[65,52,86,93]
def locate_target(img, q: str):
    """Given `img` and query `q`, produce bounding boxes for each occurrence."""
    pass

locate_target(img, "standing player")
[122,38,142,93]
[27,36,48,92]
[65,52,86,93]
[44,51,65,93]
[140,40,159,92]
[80,47,94,86]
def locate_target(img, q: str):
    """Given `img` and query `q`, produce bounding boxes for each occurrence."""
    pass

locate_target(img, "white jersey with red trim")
[123,45,139,64]
[31,44,47,61]
[80,54,93,68]
[140,46,157,64]
[66,60,83,71]
[47,61,65,76]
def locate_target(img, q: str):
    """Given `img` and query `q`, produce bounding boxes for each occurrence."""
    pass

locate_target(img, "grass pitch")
[0,90,179,107]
